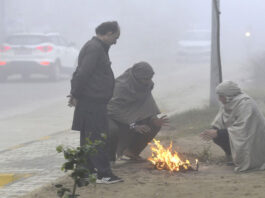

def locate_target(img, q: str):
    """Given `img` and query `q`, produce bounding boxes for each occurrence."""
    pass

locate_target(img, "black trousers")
[213,129,231,156]
[77,103,112,176]
[108,118,161,161]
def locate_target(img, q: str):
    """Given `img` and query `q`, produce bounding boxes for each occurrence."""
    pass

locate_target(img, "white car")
[0,32,79,81]
[176,29,211,63]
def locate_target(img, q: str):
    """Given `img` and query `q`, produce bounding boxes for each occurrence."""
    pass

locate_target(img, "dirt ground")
[23,132,265,198]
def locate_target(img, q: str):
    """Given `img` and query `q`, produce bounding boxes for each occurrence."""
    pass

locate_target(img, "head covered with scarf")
[128,61,155,92]
[216,81,242,103]
[132,61,154,80]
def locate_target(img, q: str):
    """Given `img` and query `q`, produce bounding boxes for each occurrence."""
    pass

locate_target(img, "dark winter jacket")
[70,37,115,104]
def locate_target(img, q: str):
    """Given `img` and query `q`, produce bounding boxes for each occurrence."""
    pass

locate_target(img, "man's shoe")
[96,174,123,184]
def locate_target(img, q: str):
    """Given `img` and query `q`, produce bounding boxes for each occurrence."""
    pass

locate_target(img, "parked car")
[0,32,79,81]
[176,29,211,63]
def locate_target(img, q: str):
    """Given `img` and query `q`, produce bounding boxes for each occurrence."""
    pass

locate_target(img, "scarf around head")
[215,81,247,113]
[216,81,242,97]
[132,61,154,80]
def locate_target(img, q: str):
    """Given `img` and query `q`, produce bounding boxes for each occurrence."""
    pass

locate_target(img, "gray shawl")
[212,81,265,172]
[108,62,160,124]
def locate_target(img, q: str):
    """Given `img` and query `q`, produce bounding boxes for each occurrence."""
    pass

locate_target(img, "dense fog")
[1,1,265,195]
[1,0,265,113]
[2,0,264,73]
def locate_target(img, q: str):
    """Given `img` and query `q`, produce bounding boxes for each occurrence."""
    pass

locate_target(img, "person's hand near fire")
[130,115,169,135]
[200,129,218,141]
[152,115,169,128]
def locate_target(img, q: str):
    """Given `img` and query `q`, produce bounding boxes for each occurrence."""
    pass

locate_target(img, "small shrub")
[55,138,103,198]
[196,143,212,163]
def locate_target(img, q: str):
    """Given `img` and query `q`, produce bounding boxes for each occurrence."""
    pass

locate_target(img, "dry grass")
[165,106,218,139]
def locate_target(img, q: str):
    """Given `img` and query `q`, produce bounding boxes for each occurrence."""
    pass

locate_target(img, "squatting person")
[107,62,168,161]
[200,81,265,172]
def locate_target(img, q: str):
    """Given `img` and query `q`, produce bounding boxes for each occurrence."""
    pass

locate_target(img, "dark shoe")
[96,173,123,184]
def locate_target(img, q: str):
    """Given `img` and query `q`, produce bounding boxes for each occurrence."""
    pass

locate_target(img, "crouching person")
[107,62,168,161]
[200,81,265,172]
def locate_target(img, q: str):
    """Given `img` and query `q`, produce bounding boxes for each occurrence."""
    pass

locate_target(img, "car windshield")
[184,31,211,41]
[6,35,50,45]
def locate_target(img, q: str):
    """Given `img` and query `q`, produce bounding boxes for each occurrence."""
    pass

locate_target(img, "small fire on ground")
[148,139,198,172]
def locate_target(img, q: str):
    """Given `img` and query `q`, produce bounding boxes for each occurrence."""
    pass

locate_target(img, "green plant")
[55,138,104,198]
[196,143,212,162]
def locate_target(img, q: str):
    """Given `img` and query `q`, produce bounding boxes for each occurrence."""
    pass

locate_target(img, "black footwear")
[96,173,123,184]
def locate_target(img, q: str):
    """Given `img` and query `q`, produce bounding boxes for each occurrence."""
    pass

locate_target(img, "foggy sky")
[2,0,265,76]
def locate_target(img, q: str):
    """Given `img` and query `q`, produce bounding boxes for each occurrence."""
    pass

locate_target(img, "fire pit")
[148,139,199,172]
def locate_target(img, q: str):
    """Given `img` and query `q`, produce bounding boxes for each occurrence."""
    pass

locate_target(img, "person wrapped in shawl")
[200,81,265,172]
[107,62,168,161]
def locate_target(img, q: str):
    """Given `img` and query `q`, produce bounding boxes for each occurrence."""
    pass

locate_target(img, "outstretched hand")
[200,129,218,141]
[67,95,77,107]
[152,115,169,128]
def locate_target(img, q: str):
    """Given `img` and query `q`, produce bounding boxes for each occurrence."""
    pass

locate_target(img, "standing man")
[68,21,123,184]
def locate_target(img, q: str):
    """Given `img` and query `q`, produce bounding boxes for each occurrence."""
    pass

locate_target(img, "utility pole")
[0,0,6,43]
[210,0,222,107]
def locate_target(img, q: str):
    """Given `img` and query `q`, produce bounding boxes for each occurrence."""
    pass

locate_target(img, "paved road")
[0,76,71,119]
[0,76,74,151]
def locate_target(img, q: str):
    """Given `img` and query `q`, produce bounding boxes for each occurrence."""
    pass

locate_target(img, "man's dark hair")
[95,21,119,35]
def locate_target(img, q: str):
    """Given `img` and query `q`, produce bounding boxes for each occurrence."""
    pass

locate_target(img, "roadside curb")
[0,173,32,187]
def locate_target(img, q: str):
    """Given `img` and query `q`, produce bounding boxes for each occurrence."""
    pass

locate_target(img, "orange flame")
[148,139,197,172]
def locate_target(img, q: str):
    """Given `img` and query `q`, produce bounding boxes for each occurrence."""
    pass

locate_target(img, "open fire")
[148,139,198,172]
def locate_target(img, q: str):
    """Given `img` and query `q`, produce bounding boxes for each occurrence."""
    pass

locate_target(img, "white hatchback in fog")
[176,29,211,63]
[0,32,78,81]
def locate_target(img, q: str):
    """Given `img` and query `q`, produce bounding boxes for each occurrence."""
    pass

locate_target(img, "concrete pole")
[0,0,6,42]
[210,0,222,107]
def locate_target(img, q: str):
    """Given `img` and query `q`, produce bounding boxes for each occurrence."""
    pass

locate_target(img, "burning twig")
[195,159,199,171]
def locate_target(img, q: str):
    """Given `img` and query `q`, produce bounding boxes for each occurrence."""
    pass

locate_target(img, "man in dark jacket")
[68,21,122,184]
